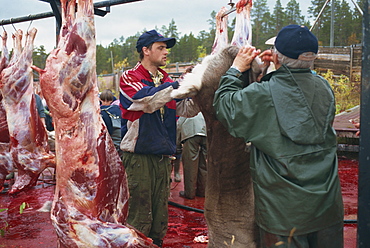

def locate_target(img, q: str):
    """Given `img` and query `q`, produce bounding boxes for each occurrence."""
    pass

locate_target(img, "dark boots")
[153,239,163,247]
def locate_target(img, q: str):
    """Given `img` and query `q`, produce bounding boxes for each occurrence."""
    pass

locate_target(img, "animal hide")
[172,46,259,247]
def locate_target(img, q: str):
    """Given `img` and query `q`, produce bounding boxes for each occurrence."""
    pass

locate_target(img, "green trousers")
[182,135,207,198]
[121,152,172,240]
[259,222,343,248]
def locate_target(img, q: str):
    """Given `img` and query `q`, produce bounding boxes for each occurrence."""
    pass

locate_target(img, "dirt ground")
[0,158,358,247]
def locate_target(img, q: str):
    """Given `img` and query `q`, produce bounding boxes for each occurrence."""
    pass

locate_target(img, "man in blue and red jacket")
[119,29,199,247]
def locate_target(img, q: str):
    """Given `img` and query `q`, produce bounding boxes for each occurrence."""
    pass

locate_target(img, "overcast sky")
[0,0,356,52]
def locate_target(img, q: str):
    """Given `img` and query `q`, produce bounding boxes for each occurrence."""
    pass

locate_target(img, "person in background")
[119,29,199,247]
[351,119,360,136]
[106,89,120,106]
[213,25,344,248]
[39,94,54,132]
[177,112,207,199]
[171,65,196,183]
[99,89,122,154]
[35,93,46,126]
[172,126,182,182]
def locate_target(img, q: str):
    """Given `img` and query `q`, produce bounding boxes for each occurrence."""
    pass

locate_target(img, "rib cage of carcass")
[171,0,263,99]
[0,31,11,192]
[32,0,158,247]
[0,27,55,194]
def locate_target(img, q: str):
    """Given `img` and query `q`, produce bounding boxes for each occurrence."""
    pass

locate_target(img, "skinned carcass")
[0,28,55,194]
[211,7,229,55]
[173,0,263,100]
[0,31,13,191]
[230,0,252,47]
[33,0,157,247]
[0,94,12,192]
[171,1,262,247]
[0,31,9,72]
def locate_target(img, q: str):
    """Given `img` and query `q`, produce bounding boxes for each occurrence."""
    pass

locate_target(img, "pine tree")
[197,30,214,56]
[96,44,110,74]
[272,0,286,33]
[285,0,305,25]
[335,0,354,46]
[160,19,180,40]
[309,0,332,46]
[174,33,199,62]
[251,0,272,48]
[349,0,364,44]
[122,33,141,67]
[32,45,48,76]
[33,2,363,73]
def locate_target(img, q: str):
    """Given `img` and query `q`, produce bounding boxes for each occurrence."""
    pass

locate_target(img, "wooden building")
[314,45,362,81]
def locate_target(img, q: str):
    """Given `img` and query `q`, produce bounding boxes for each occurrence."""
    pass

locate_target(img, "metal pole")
[0,12,54,26]
[350,45,354,81]
[357,0,370,247]
[0,0,142,26]
[48,0,62,48]
[350,0,364,16]
[110,50,114,74]
[110,50,117,91]
[310,0,331,31]
[93,0,142,8]
[330,0,334,47]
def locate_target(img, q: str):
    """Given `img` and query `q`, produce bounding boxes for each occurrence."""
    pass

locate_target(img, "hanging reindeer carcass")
[0,31,13,192]
[32,0,159,246]
[172,1,264,247]
[0,28,56,194]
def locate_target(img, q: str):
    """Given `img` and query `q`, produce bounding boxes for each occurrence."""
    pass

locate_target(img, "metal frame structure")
[1,0,370,246]
[0,0,142,41]
[357,0,370,247]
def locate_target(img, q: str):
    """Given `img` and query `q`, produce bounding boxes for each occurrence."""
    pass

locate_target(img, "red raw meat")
[230,0,264,80]
[0,28,55,194]
[0,31,12,191]
[230,0,253,47]
[34,0,157,246]
[0,31,9,72]
[0,94,13,191]
[211,7,229,55]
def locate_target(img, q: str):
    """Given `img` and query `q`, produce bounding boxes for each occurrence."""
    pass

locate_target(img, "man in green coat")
[213,25,343,248]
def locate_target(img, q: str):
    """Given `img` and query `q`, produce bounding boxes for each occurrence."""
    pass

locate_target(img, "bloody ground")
[0,157,358,247]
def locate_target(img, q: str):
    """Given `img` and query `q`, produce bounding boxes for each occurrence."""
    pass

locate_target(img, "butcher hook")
[221,0,248,18]
[10,18,17,32]
[222,7,236,18]
[228,0,235,8]
[0,24,5,37]
[26,15,33,34]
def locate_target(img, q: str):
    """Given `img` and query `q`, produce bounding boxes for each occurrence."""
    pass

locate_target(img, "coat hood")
[268,65,335,145]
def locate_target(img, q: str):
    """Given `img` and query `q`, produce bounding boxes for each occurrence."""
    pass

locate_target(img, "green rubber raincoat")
[213,65,344,236]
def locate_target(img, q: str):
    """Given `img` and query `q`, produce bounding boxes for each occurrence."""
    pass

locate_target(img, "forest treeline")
[32,0,364,75]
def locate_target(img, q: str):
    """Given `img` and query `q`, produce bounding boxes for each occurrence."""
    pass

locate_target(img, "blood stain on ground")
[0,158,359,247]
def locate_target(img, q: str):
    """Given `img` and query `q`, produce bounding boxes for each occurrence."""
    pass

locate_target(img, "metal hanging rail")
[0,12,55,26]
[0,0,142,26]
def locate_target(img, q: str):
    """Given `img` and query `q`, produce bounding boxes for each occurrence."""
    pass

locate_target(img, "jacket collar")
[135,62,169,82]
[261,64,311,82]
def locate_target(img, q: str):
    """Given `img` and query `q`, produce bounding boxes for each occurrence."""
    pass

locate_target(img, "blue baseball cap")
[275,25,318,60]
[136,30,176,52]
